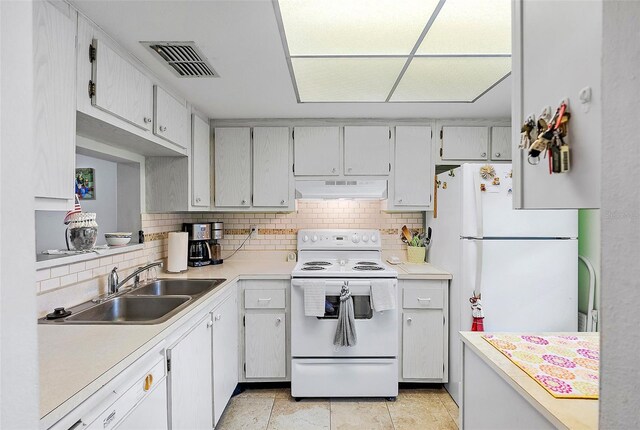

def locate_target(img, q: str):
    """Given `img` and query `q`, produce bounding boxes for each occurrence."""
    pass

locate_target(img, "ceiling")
[71,0,511,119]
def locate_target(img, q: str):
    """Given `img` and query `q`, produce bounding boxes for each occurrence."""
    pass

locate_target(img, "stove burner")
[355,261,378,265]
[301,266,326,271]
[353,265,384,271]
[304,261,332,266]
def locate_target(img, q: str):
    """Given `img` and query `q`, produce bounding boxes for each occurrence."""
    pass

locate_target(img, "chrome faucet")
[107,261,164,295]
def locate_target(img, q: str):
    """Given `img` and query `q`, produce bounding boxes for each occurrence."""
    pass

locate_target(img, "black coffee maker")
[183,223,212,267]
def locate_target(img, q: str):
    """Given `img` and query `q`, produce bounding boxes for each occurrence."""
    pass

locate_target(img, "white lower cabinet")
[167,314,214,430]
[399,280,449,382]
[116,379,168,430]
[241,281,289,380]
[212,291,239,425]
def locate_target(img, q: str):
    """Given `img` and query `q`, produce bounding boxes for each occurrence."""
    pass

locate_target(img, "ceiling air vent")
[141,41,219,78]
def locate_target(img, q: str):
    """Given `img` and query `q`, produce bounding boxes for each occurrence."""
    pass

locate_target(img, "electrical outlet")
[250,225,258,238]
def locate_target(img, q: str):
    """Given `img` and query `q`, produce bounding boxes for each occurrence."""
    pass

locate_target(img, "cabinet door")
[293,127,340,176]
[253,127,291,207]
[344,126,391,175]
[116,380,168,430]
[91,39,153,130]
[214,128,251,207]
[191,115,211,207]
[402,311,444,379]
[154,86,189,149]
[245,313,286,378]
[167,315,213,430]
[33,0,76,201]
[490,126,512,161]
[394,126,432,207]
[212,293,239,425]
[441,126,489,160]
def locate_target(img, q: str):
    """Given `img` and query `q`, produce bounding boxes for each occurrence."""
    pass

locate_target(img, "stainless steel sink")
[128,279,225,298]
[63,296,192,325]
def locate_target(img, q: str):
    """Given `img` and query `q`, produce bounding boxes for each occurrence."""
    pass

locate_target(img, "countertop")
[460,331,599,430]
[39,255,451,428]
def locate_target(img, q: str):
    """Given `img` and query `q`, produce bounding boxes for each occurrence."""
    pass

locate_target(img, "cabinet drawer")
[403,287,444,309]
[244,289,286,309]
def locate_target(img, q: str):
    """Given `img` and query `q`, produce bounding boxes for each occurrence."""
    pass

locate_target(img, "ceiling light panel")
[391,57,511,102]
[417,0,511,54]
[292,57,406,102]
[278,0,440,55]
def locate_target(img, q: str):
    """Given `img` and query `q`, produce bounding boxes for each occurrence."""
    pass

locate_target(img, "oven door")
[291,278,398,357]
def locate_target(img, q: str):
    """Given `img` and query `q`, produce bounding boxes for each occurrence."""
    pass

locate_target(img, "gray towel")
[333,283,357,347]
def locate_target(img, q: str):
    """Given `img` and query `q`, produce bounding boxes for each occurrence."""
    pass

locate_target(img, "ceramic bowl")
[105,232,132,247]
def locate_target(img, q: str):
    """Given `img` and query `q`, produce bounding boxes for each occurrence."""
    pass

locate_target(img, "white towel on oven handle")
[370,280,396,312]
[304,281,326,317]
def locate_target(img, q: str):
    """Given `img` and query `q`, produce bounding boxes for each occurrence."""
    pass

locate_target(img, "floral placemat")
[482,334,599,399]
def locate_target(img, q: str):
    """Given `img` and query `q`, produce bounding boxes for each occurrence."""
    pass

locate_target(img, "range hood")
[295,180,387,200]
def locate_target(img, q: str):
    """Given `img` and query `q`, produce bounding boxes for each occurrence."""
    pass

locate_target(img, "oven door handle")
[292,280,373,288]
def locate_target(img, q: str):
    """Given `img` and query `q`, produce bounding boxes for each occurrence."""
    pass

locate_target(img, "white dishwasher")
[50,344,168,430]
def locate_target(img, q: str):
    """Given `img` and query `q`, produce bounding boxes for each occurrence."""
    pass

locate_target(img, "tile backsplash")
[36,200,423,316]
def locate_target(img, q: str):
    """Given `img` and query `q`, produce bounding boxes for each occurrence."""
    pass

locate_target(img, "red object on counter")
[472,317,485,332]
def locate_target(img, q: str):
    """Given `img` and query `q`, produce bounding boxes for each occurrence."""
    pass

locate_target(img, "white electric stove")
[291,229,399,400]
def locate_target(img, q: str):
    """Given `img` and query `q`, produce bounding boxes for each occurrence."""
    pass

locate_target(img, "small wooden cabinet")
[241,281,288,380]
[90,38,153,131]
[33,0,77,206]
[167,314,214,430]
[191,114,211,208]
[344,126,391,175]
[387,125,434,211]
[153,86,190,149]
[211,289,239,425]
[214,127,252,207]
[399,280,448,382]
[441,126,489,161]
[293,126,340,176]
[253,127,292,208]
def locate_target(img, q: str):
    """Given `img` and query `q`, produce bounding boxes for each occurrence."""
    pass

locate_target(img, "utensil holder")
[407,246,426,263]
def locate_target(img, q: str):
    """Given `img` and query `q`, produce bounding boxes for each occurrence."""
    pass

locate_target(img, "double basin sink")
[41,279,226,325]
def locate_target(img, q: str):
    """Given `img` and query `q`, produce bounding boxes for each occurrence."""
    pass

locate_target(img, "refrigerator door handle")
[473,239,483,299]
[472,172,484,238]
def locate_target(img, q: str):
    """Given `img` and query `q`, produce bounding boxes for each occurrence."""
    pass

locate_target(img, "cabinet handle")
[215,314,221,321]
[159,125,167,132]
[417,297,431,303]
[143,117,152,124]
[143,374,154,391]
[206,320,213,327]
[280,199,286,205]
[398,198,403,203]
[407,317,412,323]
[495,153,501,158]
[332,167,337,173]
[276,317,282,325]
[241,199,247,205]
[195,197,201,203]
[347,167,352,172]
[258,298,272,303]
[481,152,486,157]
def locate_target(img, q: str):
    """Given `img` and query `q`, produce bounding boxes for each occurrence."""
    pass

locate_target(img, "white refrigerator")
[427,163,578,405]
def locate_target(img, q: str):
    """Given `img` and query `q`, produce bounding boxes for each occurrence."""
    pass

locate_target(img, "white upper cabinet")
[392,126,433,209]
[214,128,251,207]
[33,0,76,205]
[441,126,489,161]
[490,126,512,161]
[191,115,211,208]
[253,127,292,208]
[344,126,391,175]
[90,39,153,130]
[153,86,190,149]
[293,126,340,176]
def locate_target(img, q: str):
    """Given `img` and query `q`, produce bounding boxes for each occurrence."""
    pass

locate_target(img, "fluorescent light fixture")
[292,58,406,102]
[417,0,511,54]
[273,0,512,103]
[391,57,511,102]
[277,0,440,55]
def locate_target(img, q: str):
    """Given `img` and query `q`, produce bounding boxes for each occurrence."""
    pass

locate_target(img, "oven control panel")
[298,229,380,250]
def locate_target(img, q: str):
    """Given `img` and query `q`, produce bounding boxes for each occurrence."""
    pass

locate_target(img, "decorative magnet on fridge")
[479,164,496,180]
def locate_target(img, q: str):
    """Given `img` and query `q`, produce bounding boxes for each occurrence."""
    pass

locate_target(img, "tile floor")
[217,386,459,430]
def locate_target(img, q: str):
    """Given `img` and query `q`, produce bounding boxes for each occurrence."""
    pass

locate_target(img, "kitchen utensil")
[401,225,413,242]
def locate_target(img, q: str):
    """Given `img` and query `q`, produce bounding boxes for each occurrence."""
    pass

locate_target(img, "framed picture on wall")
[75,168,95,200]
